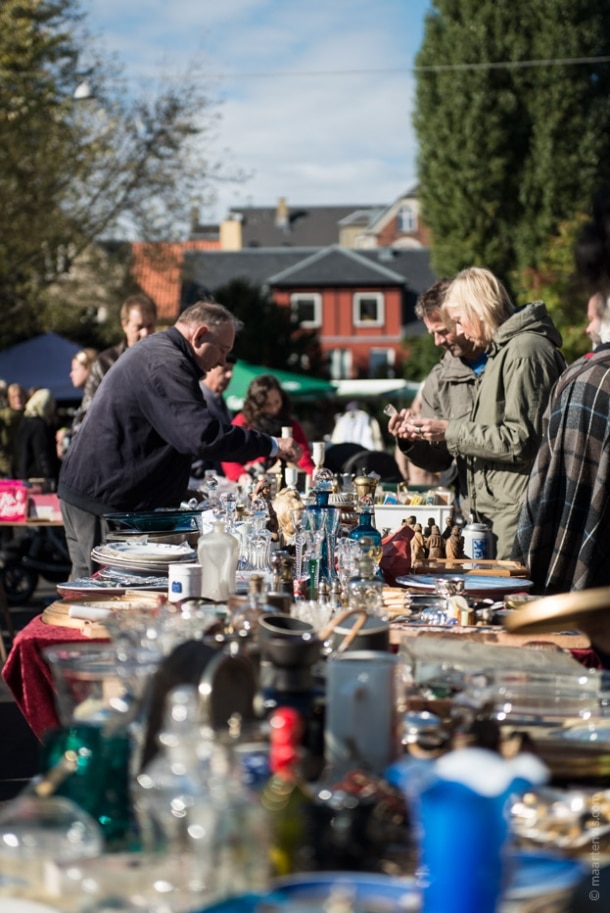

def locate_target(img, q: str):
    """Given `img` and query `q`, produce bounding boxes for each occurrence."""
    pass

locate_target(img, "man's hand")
[276,436,303,464]
[389,410,448,443]
[388,408,412,436]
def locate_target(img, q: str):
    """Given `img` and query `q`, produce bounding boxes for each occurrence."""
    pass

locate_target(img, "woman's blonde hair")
[24,388,56,422]
[73,347,97,370]
[442,267,515,347]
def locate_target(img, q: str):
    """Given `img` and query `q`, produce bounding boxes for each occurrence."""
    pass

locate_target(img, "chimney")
[189,205,200,237]
[275,197,289,232]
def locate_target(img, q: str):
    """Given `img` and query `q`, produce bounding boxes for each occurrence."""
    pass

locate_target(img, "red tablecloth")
[2,615,108,739]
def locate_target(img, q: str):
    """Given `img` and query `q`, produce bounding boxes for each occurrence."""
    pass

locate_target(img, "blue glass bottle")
[348,500,382,573]
[305,473,339,583]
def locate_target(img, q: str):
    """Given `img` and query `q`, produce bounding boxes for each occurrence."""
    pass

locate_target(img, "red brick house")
[131,188,434,376]
[181,244,435,378]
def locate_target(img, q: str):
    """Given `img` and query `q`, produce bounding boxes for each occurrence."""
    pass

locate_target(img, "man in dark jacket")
[190,353,236,480]
[58,300,302,578]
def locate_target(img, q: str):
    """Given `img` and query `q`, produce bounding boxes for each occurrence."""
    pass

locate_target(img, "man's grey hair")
[177,300,243,333]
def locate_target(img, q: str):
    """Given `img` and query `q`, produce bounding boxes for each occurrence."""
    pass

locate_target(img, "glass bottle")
[348,497,382,573]
[259,707,315,876]
[347,552,385,618]
[198,519,240,602]
[304,469,339,583]
[227,573,277,640]
[135,685,270,903]
[134,685,217,899]
[242,498,274,581]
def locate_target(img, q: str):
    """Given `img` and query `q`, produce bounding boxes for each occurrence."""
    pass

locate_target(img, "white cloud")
[85,0,429,223]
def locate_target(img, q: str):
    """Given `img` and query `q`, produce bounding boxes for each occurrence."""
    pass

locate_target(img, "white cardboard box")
[374,498,454,535]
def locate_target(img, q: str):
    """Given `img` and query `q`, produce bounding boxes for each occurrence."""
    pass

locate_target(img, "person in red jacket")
[221,374,315,483]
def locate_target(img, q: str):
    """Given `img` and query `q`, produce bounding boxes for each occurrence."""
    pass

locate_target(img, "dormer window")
[397,204,417,233]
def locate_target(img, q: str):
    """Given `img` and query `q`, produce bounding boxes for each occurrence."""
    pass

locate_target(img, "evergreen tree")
[414,0,610,289]
[512,213,591,364]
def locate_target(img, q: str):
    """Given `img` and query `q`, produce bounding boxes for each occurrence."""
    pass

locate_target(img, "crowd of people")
[0,382,58,486]
[1,241,608,603]
[0,343,101,488]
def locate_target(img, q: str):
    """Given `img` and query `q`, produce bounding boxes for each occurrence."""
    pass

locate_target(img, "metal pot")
[319,608,390,653]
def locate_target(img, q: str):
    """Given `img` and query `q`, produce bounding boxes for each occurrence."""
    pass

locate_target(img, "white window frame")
[290,292,322,328]
[369,348,395,377]
[353,292,384,327]
[330,348,352,380]
[398,204,417,233]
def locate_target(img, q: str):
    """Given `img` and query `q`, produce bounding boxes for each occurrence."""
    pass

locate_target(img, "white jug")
[197,520,239,602]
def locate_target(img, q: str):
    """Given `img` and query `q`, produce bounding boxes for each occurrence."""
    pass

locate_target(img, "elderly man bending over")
[58,299,302,579]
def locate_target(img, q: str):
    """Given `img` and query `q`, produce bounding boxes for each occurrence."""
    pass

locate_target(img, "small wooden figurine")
[445,525,464,560]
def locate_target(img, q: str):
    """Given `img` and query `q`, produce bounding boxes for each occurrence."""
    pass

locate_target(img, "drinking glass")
[335,537,361,591]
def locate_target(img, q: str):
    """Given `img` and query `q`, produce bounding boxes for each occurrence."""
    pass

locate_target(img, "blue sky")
[85,0,432,223]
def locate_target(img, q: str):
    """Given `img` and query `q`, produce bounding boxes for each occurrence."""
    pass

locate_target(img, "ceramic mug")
[167,562,203,603]
[324,650,400,773]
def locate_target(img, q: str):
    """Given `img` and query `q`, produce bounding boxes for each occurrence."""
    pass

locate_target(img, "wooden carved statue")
[445,525,464,560]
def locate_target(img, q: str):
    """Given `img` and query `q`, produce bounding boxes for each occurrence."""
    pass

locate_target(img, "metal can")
[462,522,492,559]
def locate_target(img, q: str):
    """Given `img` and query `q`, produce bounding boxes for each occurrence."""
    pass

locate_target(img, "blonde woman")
[390,267,565,558]
[69,348,97,393]
[57,348,98,458]
[16,388,59,484]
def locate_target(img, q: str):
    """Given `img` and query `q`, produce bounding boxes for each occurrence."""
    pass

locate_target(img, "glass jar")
[347,553,385,618]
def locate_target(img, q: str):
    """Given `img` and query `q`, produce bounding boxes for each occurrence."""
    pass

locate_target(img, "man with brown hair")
[80,292,158,415]
[391,277,486,505]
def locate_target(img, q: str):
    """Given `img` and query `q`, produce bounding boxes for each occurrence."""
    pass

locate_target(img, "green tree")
[211,278,326,376]
[0,0,221,349]
[511,213,592,364]
[414,0,610,287]
[400,332,441,382]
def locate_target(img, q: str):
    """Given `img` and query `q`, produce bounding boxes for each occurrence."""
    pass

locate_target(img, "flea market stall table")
[0,516,66,659]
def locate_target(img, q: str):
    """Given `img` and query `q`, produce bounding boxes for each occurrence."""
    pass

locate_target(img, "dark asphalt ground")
[0,578,57,801]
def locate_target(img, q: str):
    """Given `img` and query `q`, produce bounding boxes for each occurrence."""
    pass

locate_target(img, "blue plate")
[103,509,202,532]
[508,851,585,899]
[396,573,533,596]
[192,851,584,912]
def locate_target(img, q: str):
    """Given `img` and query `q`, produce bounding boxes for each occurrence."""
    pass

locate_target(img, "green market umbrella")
[224,360,335,411]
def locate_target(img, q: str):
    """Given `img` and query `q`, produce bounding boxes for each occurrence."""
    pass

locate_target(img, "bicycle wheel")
[0,564,39,605]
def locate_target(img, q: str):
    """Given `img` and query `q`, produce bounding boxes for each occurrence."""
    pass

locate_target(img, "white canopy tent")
[330,378,421,402]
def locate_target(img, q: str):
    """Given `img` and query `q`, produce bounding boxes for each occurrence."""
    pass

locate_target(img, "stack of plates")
[91,541,196,575]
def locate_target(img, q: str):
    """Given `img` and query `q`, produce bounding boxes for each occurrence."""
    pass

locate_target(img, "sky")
[85,0,432,225]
